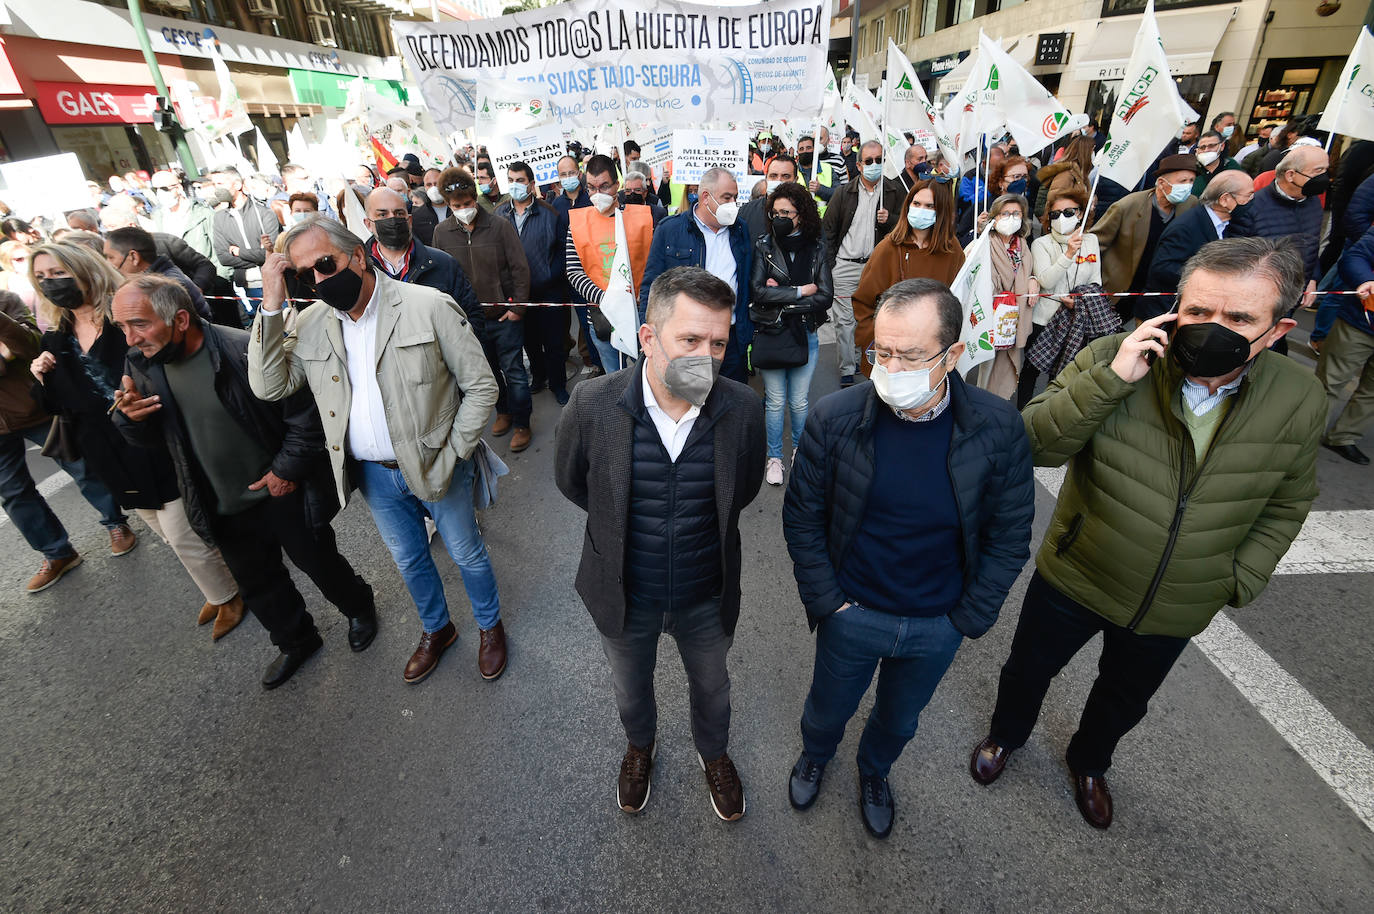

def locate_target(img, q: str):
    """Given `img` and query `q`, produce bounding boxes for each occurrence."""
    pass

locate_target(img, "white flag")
[602,209,641,360]
[843,79,882,143]
[253,128,279,177]
[200,52,253,143]
[953,226,997,376]
[882,39,960,179]
[977,31,1080,159]
[1096,1,1199,188]
[287,123,311,167]
[1318,26,1374,142]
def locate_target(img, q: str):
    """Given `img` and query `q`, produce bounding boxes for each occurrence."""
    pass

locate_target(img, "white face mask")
[1051,213,1079,234]
[455,207,477,225]
[709,193,738,226]
[995,214,1022,236]
[1196,150,1220,167]
[591,192,616,214]
[426,186,443,204]
[871,357,946,410]
[766,180,784,195]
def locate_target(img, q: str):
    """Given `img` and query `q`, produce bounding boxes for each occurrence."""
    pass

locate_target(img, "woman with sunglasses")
[852,177,964,377]
[1018,187,1101,407]
[25,243,241,626]
[749,183,832,486]
[978,193,1039,400]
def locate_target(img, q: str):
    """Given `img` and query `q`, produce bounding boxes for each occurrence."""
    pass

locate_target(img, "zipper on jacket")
[665,452,677,612]
[1127,397,1240,630]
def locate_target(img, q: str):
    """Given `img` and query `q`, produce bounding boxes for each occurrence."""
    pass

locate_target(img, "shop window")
[1101,0,1233,17]
[1087,62,1220,137]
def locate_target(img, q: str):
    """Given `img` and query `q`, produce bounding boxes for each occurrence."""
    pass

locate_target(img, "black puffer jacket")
[782,373,1035,637]
[623,412,721,610]
[113,320,339,545]
[749,233,833,333]
[1228,182,1324,283]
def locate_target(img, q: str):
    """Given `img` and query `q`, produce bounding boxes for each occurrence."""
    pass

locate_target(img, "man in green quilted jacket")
[968,236,1326,830]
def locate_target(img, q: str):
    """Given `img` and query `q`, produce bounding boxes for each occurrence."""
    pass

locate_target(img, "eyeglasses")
[861,156,882,166]
[294,254,342,288]
[865,343,952,372]
[771,210,798,219]
[1047,207,1079,219]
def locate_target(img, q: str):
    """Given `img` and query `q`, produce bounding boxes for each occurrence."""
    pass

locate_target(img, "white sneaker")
[765,457,784,486]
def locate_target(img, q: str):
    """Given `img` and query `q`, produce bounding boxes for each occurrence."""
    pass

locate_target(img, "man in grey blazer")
[555,266,765,822]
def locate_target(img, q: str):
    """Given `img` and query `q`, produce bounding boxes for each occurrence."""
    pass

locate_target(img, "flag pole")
[1085,164,1102,220]
[1325,131,1336,152]
[975,139,983,220]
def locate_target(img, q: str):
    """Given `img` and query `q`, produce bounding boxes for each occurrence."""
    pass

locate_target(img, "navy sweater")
[836,403,962,616]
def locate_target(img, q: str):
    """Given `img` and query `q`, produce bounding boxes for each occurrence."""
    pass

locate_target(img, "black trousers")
[523,304,570,395]
[988,571,1189,776]
[210,488,373,653]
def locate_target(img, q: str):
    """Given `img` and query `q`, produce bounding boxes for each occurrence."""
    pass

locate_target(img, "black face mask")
[372,216,412,250]
[39,277,84,309]
[623,192,645,206]
[316,263,365,311]
[148,325,187,365]
[1300,173,1331,197]
[798,151,814,167]
[771,215,795,236]
[1170,319,1272,378]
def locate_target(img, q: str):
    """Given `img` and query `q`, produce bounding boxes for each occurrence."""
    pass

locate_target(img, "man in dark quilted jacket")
[970,237,1325,830]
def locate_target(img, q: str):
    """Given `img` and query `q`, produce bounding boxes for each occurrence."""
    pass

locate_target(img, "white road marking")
[0,470,76,529]
[1033,465,1374,833]
[1033,468,1374,575]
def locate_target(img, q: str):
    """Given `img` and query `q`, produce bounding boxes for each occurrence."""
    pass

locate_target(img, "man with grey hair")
[782,277,1033,839]
[820,140,905,386]
[249,217,509,685]
[970,237,1325,830]
[556,265,764,821]
[637,166,754,381]
[1146,169,1256,309]
[1229,144,1329,313]
[619,163,666,226]
[111,273,377,690]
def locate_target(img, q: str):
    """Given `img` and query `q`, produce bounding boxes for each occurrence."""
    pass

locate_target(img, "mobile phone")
[1144,295,1180,365]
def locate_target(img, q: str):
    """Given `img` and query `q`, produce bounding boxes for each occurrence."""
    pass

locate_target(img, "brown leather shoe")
[26,554,82,593]
[211,595,245,641]
[700,752,746,821]
[618,741,655,813]
[509,427,532,452]
[491,413,513,437]
[970,736,1013,786]
[1072,772,1113,829]
[109,524,137,557]
[403,621,458,683]
[478,620,507,680]
[197,602,217,625]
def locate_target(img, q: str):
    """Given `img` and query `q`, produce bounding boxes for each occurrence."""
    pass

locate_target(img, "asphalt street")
[1,328,1371,913]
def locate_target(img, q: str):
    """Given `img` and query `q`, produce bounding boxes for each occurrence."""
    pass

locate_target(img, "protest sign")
[670,129,748,186]
[476,79,552,133]
[393,0,831,137]
[635,124,675,168]
[487,123,567,185]
[0,153,89,221]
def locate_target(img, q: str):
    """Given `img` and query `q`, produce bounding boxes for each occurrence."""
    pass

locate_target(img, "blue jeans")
[354,457,500,633]
[480,318,532,427]
[581,308,625,372]
[600,597,733,759]
[801,604,964,777]
[0,424,125,560]
[760,330,820,459]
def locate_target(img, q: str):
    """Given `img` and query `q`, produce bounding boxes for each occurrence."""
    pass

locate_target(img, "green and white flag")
[1318,26,1374,142]
[952,225,997,375]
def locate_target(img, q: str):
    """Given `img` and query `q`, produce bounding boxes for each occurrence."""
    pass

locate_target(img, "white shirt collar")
[332,271,380,322]
[1182,366,1248,416]
[1205,205,1228,238]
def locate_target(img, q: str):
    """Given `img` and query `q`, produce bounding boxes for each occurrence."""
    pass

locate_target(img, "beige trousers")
[135,498,238,606]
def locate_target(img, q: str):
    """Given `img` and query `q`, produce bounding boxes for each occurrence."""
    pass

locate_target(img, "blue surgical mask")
[907,206,936,230]
[1006,177,1028,195]
[561,175,581,194]
[1165,182,1193,204]
[914,162,932,178]
[509,182,530,202]
[478,183,491,195]
[863,162,883,182]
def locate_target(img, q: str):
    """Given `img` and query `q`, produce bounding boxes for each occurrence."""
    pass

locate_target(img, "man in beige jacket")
[248,217,508,685]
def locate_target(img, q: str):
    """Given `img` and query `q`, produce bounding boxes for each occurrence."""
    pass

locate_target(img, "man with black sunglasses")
[821,140,905,387]
[248,217,509,686]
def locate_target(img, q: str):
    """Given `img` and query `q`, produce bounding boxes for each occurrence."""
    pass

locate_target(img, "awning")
[1071,6,1236,81]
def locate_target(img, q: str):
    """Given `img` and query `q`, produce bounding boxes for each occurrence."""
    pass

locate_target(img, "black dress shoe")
[858,772,895,839]
[262,632,323,690]
[788,752,826,811]
[1323,442,1370,465]
[348,611,378,652]
[969,735,1013,785]
[1072,772,1113,830]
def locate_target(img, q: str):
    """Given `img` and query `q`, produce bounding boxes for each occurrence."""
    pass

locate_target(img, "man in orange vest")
[566,154,655,371]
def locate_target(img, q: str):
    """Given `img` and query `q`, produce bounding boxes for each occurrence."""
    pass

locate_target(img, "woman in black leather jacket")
[748,183,833,486]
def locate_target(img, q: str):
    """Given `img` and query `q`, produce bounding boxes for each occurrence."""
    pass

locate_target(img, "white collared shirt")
[642,366,700,462]
[1205,205,1228,239]
[336,282,397,462]
[1182,367,1247,417]
[693,207,737,323]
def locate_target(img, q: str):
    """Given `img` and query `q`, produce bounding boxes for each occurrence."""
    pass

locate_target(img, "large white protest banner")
[393,0,831,137]
[1319,26,1374,143]
[1097,1,1198,189]
[671,129,748,186]
[487,124,568,185]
